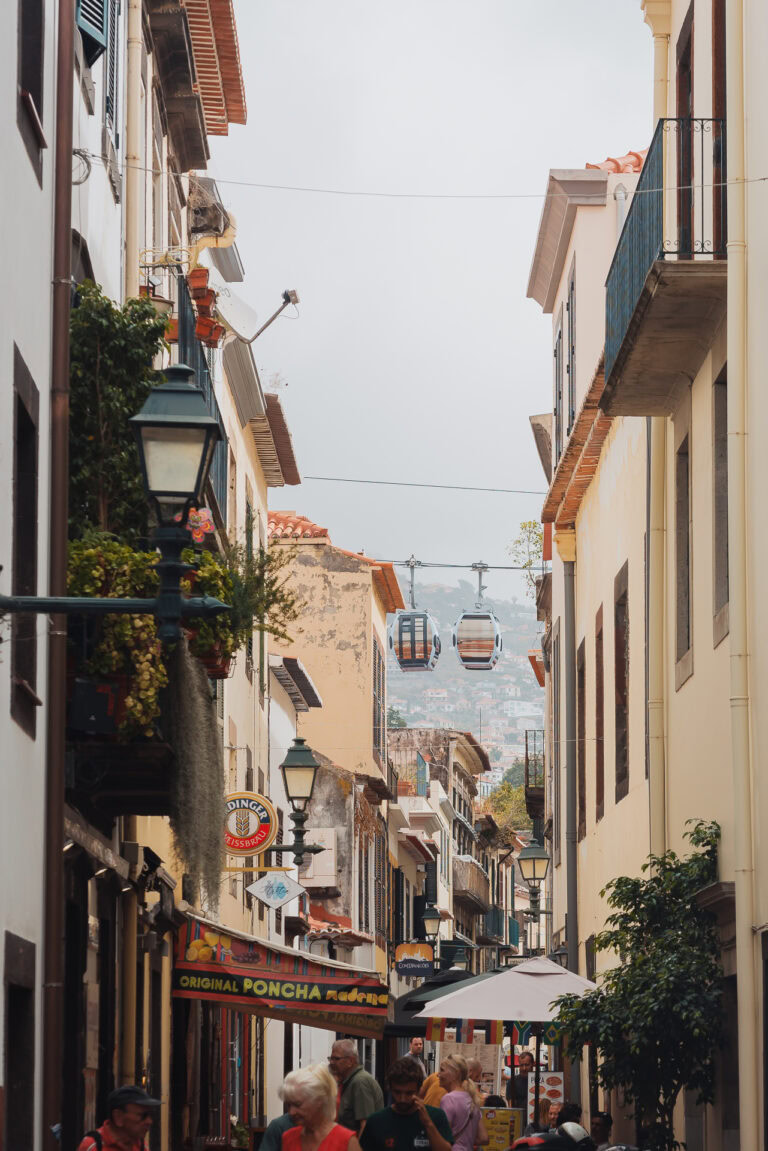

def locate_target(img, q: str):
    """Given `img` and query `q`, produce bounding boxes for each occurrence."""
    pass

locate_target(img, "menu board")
[438,1035,503,1096]
[527,1070,564,1124]
[481,1107,523,1150]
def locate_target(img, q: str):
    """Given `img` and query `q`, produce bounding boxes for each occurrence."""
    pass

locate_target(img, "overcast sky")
[210,1,652,604]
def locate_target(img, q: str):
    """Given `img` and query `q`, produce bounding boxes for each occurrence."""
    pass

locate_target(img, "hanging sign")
[173,918,391,1038]
[247,873,305,909]
[224,792,278,856]
[395,942,434,976]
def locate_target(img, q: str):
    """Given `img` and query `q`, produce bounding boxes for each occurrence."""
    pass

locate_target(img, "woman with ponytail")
[437,1056,489,1151]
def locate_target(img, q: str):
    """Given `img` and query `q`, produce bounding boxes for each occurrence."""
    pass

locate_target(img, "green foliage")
[508,520,544,599]
[503,759,525,787]
[67,534,168,737]
[183,542,304,657]
[387,706,407,729]
[554,820,723,1151]
[487,779,532,836]
[69,280,168,542]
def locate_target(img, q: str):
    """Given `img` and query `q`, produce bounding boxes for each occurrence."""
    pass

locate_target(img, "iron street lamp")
[0,363,229,641]
[261,737,324,868]
[451,945,469,971]
[548,944,568,968]
[422,904,441,942]
[518,838,550,920]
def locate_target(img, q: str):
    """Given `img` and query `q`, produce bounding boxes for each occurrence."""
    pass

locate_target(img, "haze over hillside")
[387,579,544,770]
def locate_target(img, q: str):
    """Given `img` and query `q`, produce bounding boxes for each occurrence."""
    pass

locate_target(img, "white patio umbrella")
[416,957,597,1124]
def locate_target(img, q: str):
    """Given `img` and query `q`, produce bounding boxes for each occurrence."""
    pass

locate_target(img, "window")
[405,878,411,940]
[11,349,40,738]
[595,607,604,822]
[676,433,693,680]
[713,368,729,643]
[4,933,36,1151]
[552,621,561,865]
[566,259,576,432]
[614,563,629,802]
[553,309,564,462]
[374,830,387,938]
[76,0,108,65]
[577,640,586,841]
[372,635,386,761]
[359,840,370,933]
[17,0,46,180]
[102,0,121,199]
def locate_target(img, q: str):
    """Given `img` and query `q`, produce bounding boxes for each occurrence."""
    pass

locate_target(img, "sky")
[210,0,653,604]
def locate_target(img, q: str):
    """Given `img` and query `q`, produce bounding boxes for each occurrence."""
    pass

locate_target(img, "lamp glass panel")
[140,426,208,500]
[422,909,441,938]
[282,764,317,803]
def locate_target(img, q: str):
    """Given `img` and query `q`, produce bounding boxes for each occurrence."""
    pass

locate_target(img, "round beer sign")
[224,792,278,856]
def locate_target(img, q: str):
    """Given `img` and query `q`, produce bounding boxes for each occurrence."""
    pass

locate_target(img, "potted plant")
[195,314,217,343]
[195,287,216,317]
[67,534,169,738]
[187,266,209,299]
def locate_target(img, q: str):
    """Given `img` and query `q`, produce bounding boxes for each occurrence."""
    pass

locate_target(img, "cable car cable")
[303,475,547,496]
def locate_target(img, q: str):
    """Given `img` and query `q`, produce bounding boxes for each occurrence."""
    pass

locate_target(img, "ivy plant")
[554,820,724,1151]
[69,280,168,542]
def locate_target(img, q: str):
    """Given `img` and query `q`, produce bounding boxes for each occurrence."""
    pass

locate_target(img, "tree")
[503,759,525,788]
[508,520,544,599]
[554,820,723,1151]
[69,280,168,542]
[387,706,407,729]
[487,780,531,835]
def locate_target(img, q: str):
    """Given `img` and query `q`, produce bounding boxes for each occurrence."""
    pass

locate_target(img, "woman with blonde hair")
[437,1056,489,1151]
[280,1064,362,1151]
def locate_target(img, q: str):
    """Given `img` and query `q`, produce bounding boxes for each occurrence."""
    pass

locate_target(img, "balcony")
[452,856,490,913]
[524,728,545,821]
[477,906,505,944]
[602,118,727,416]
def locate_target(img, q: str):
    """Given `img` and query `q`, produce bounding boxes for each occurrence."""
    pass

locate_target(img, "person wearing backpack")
[77,1086,161,1151]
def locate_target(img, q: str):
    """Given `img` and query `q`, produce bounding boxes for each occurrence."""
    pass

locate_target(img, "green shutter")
[76,0,108,66]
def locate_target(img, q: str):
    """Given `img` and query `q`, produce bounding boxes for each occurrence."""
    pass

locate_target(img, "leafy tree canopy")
[554,820,723,1151]
[508,520,544,600]
[487,779,531,837]
[387,706,407,729]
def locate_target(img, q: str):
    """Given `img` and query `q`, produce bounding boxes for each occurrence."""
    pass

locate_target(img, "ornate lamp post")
[261,738,325,867]
[0,363,229,640]
[517,838,551,948]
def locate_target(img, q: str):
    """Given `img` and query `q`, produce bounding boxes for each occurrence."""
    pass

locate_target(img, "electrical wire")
[77,149,767,202]
[303,475,547,496]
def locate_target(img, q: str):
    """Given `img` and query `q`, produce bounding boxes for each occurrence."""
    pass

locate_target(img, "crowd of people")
[78,1040,617,1151]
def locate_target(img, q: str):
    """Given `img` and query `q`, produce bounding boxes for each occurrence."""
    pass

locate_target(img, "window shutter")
[104,0,120,140]
[76,0,108,66]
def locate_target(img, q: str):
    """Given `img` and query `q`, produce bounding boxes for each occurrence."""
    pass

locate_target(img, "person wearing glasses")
[76,1086,160,1151]
[329,1040,384,1136]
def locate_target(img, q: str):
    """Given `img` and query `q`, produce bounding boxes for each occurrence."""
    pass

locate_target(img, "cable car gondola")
[452,563,503,671]
[388,557,441,672]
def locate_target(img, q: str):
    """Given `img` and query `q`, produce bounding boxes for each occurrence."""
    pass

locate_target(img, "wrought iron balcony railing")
[478,906,504,943]
[525,729,545,791]
[605,117,727,384]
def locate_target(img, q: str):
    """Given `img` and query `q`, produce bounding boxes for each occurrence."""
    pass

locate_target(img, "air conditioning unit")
[302,829,337,886]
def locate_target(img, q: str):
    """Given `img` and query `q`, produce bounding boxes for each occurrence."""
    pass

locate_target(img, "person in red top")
[76,1086,160,1151]
[280,1064,362,1151]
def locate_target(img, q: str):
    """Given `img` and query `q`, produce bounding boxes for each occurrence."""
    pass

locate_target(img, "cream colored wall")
[271,543,389,778]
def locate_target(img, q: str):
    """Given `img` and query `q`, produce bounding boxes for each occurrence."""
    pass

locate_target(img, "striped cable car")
[452,563,503,671]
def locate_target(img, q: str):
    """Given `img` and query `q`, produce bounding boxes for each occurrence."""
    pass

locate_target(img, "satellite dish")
[206,268,260,340]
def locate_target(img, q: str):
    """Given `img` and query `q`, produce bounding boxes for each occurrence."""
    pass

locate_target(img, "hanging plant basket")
[139,284,174,315]
[67,673,130,737]
[195,314,217,343]
[187,267,210,299]
[204,322,225,348]
[165,316,179,343]
[196,642,234,680]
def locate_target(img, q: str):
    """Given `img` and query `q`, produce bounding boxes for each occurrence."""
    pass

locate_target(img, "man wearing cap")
[77,1086,160,1151]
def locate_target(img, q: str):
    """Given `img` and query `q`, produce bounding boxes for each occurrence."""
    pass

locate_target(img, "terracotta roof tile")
[268,512,329,540]
[586,148,648,173]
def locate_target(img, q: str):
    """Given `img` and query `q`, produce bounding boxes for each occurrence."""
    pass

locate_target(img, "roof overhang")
[183,0,247,136]
[398,831,439,862]
[269,655,322,711]
[221,340,300,486]
[527,170,609,313]
[147,0,210,170]
[542,354,613,529]
[529,413,553,483]
[455,731,492,775]
[528,650,546,688]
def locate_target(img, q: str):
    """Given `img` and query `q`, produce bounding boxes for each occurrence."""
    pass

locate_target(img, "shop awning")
[173,916,391,1038]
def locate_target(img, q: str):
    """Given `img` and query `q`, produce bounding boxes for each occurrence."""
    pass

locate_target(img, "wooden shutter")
[105,0,120,140]
[76,0,108,65]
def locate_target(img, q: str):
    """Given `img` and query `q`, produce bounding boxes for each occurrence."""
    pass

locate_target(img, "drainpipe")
[125,0,142,298]
[642,0,670,861]
[43,1,74,1148]
[614,183,628,241]
[555,528,579,1106]
[726,0,759,1146]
